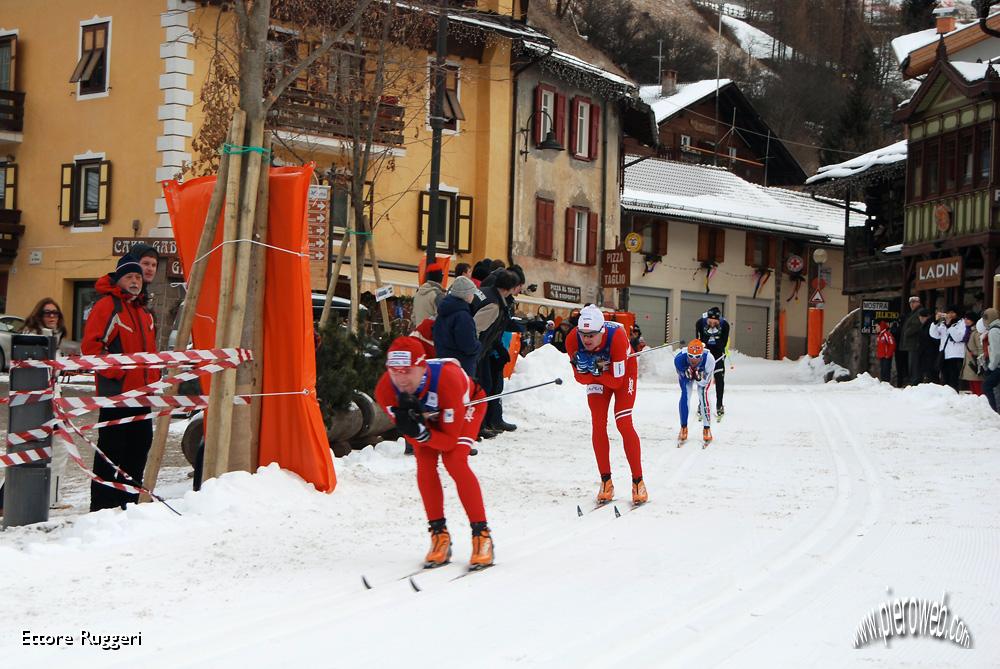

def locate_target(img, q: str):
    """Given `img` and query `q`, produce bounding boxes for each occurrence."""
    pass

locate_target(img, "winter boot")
[677,426,688,443]
[597,475,614,504]
[717,406,725,421]
[696,406,702,421]
[703,426,713,444]
[424,519,452,568]
[469,521,494,570]
[632,478,648,506]
[492,419,517,432]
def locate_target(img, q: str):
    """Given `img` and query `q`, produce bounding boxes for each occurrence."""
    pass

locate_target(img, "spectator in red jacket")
[81,256,159,512]
[876,320,896,384]
[410,317,437,360]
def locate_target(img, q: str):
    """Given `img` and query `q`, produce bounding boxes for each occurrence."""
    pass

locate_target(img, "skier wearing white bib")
[674,339,716,446]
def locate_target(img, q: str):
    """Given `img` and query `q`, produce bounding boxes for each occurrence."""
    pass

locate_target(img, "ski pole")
[423,377,563,419]
[627,340,684,359]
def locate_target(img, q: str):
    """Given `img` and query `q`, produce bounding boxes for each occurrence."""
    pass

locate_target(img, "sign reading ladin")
[601,250,630,288]
[914,256,963,291]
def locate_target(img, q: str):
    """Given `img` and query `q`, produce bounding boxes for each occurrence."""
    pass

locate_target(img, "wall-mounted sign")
[860,299,900,334]
[785,253,805,274]
[914,256,963,290]
[111,237,178,257]
[934,204,952,232]
[623,232,643,253]
[168,258,185,281]
[28,250,42,265]
[308,185,331,291]
[543,282,582,304]
[601,250,631,288]
[375,285,394,302]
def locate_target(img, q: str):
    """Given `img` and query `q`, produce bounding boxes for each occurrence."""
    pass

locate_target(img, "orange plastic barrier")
[417,254,452,290]
[605,310,636,333]
[778,309,787,360]
[503,332,521,379]
[163,166,336,493]
[807,307,824,358]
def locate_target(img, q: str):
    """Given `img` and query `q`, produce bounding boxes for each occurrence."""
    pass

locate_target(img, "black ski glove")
[393,393,428,440]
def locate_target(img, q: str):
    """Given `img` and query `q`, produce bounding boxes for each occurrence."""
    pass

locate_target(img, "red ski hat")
[386,336,427,368]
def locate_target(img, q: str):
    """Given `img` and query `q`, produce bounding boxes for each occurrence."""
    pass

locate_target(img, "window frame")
[573,209,588,263]
[73,19,111,100]
[59,156,111,227]
[417,190,473,254]
[428,60,463,134]
[77,161,102,221]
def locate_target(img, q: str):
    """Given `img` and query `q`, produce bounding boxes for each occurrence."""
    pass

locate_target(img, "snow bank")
[503,344,584,427]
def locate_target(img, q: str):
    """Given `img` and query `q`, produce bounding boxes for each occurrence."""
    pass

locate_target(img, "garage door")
[629,290,669,347]
[736,303,769,358]
[679,292,725,345]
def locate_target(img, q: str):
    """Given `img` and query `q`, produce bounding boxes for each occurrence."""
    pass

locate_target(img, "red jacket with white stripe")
[375,360,482,451]
[564,324,636,390]
[81,275,159,397]
[876,329,896,360]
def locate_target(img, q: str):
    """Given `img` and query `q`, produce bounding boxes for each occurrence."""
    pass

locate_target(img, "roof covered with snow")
[805,140,907,186]
[950,60,999,82]
[623,156,857,245]
[639,79,732,125]
[522,42,636,92]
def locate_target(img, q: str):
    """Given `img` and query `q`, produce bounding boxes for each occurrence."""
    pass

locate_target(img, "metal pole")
[714,1,722,167]
[3,334,55,528]
[425,0,448,266]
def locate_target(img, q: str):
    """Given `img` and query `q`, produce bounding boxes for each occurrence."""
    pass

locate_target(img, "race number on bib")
[586,384,605,395]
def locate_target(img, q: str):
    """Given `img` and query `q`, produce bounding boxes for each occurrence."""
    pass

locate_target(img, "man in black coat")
[472,270,519,436]
[433,276,481,378]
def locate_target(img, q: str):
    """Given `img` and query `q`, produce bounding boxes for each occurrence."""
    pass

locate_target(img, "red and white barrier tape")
[0,446,52,468]
[9,347,252,372]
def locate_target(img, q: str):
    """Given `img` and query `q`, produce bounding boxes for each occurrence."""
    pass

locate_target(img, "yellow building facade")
[0,0,532,336]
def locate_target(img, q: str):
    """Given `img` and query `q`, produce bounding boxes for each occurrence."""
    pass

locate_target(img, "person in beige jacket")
[961,310,984,395]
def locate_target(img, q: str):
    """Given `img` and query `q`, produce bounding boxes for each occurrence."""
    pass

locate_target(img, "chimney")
[661,69,678,97]
[934,2,957,34]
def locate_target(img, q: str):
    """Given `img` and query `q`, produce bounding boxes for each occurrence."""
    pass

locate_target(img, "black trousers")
[941,358,963,392]
[713,357,726,410]
[879,358,892,383]
[90,407,153,512]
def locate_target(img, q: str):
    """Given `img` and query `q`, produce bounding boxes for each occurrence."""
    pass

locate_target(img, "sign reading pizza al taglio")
[913,256,963,291]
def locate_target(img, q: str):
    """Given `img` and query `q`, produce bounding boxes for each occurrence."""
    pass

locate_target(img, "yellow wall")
[1,0,165,333]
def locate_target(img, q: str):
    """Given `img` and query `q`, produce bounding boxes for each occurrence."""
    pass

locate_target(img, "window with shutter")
[586,211,598,265]
[588,104,600,161]
[456,195,473,254]
[564,207,575,263]
[572,98,592,160]
[535,197,554,259]
[697,225,724,263]
[71,22,110,97]
[418,191,431,248]
[59,163,75,225]
[0,35,16,91]
[0,163,15,211]
[418,191,457,251]
[555,93,566,146]
[534,84,557,146]
[429,62,462,132]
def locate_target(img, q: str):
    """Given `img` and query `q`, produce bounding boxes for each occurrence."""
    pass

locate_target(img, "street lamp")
[519,109,563,160]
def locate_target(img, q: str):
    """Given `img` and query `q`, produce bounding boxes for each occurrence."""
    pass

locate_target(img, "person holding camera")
[929,305,968,391]
[374,336,494,570]
[961,311,985,395]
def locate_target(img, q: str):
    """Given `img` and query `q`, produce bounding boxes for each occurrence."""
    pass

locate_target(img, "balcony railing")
[268,88,405,147]
[0,208,24,262]
[0,90,25,133]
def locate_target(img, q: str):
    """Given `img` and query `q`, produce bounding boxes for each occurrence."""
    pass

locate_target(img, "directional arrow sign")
[310,251,326,261]
[308,213,327,224]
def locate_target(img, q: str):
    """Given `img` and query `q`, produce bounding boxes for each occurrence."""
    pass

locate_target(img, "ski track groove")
[581,391,890,667]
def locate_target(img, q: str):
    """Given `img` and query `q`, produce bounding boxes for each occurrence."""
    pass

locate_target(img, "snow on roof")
[805,140,907,185]
[639,79,731,125]
[623,156,851,244]
[950,60,998,82]
[721,15,793,60]
[890,13,1000,65]
[522,42,636,91]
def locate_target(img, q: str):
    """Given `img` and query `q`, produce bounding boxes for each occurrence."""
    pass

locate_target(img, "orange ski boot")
[597,476,614,505]
[424,519,451,568]
[677,426,688,445]
[632,478,648,506]
[469,522,494,570]
[703,426,713,446]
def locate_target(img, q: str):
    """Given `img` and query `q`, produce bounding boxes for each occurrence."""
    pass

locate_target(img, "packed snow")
[2,345,999,667]
[721,15,793,61]
[806,140,907,185]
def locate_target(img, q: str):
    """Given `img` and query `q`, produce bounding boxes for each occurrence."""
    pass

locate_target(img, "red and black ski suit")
[376,359,488,523]
[566,323,642,480]
[81,275,159,511]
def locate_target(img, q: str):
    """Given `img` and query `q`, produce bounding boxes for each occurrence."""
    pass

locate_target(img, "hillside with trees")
[547,0,986,173]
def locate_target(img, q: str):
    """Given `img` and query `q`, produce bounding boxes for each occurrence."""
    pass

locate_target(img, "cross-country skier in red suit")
[565,305,647,506]
[375,336,494,570]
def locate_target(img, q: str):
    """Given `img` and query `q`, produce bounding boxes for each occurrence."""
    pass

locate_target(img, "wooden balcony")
[268,88,405,148]
[904,189,993,245]
[0,90,25,134]
[0,208,24,263]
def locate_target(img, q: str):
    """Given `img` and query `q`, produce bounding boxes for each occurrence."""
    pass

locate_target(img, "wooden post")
[362,211,391,329]
[140,115,240,502]
[348,205,360,334]
[222,116,265,473]
[203,109,246,482]
[319,231,351,330]
[231,133,271,473]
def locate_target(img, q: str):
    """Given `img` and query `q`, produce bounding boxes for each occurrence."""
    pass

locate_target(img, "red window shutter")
[587,211,598,265]
[535,197,554,259]
[714,229,725,263]
[555,93,566,146]
[544,200,554,258]
[767,237,778,269]
[533,85,543,144]
[656,222,668,256]
[745,232,756,266]
[589,103,600,161]
[697,226,710,262]
[568,97,580,157]
[564,207,575,263]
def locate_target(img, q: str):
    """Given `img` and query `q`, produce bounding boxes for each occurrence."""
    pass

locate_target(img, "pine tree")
[900,0,936,32]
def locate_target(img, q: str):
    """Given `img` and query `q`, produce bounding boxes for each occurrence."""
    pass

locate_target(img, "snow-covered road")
[1,347,998,668]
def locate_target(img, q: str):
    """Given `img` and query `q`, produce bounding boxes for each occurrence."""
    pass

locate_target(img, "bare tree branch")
[264,0,376,110]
